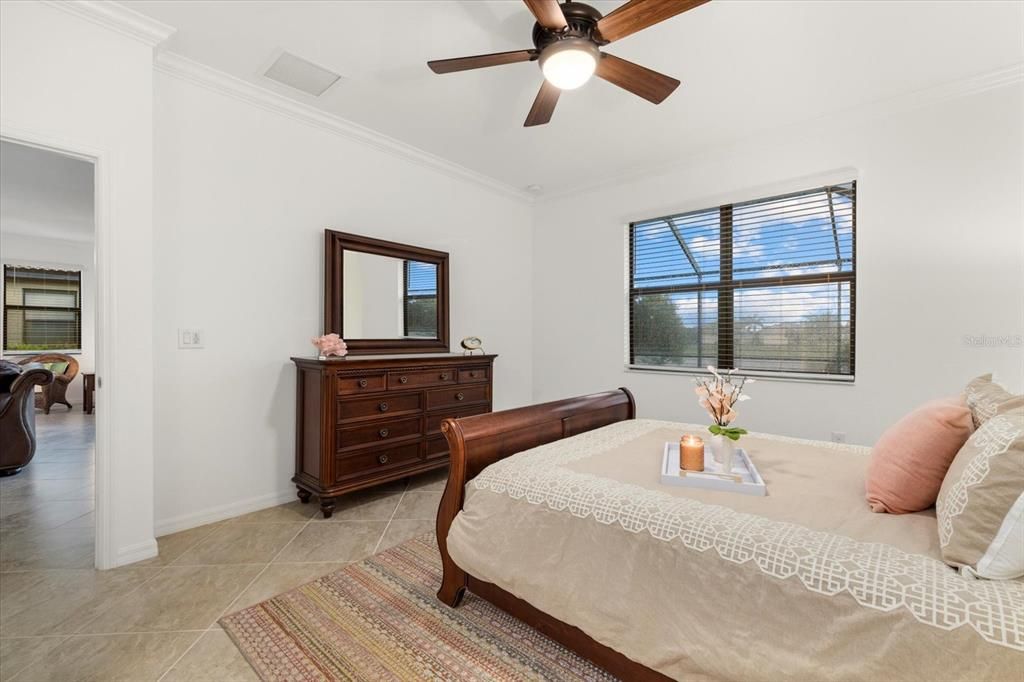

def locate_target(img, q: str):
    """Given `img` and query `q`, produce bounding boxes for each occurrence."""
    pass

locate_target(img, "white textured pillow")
[936,412,1024,579]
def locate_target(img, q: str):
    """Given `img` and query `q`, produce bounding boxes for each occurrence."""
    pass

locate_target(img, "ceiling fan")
[427,0,709,127]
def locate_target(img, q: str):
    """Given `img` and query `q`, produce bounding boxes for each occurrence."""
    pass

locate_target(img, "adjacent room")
[1,140,97,568]
[0,1,1021,680]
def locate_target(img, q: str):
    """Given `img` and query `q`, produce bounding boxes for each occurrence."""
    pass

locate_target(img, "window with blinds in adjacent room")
[3,265,83,352]
[628,181,856,379]
[403,260,438,338]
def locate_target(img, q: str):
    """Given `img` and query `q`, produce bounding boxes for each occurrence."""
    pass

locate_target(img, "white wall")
[531,83,1024,446]
[0,232,97,403]
[0,1,158,566]
[152,70,534,533]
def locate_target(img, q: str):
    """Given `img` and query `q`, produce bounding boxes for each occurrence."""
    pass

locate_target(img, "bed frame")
[435,388,672,682]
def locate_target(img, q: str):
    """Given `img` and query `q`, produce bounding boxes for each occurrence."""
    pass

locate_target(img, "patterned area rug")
[220,534,616,681]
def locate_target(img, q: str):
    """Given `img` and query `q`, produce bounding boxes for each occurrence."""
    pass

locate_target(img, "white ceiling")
[127,0,1023,195]
[0,141,94,243]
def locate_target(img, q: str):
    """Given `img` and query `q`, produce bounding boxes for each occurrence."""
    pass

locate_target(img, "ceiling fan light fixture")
[539,39,600,90]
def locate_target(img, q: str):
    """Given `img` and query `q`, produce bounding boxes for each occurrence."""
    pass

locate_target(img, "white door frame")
[1,124,116,569]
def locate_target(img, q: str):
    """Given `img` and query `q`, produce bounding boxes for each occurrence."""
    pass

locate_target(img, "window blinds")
[629,182,855,377]
[403,260,438,338]
[3,265,83,352]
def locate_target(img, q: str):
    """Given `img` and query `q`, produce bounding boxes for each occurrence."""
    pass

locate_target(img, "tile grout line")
[2,628,210,640]
[0,416,94,680]
[4,557,178,679]
[154,502,321,681]
[2,634,73,682]
[3,560,353,571]
[373,478,410,555]
[64,521,225,638]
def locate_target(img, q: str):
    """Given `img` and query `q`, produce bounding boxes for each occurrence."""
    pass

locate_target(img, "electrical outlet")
[831,431,847,443]
[178,328,204,349]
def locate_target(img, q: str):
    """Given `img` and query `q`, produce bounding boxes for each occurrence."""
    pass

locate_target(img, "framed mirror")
[324,230,449,354]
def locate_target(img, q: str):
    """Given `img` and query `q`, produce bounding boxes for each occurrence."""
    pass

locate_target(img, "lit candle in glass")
[680,434,704,472]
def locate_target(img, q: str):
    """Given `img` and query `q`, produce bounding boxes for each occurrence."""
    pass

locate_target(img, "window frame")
[3,265,84,354]
[626,183,856,382]
[402,259,439,339]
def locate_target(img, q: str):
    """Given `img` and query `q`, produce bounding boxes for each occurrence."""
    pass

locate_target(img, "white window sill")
[2,350,83,357]
[625,364,855,385]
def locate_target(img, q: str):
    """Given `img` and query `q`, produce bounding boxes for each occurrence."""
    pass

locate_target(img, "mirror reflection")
[342,251,438,340]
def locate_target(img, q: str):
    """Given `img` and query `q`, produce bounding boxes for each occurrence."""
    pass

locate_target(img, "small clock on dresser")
[460,336,485,354]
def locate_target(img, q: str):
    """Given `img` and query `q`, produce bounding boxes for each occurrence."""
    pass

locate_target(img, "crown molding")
[154,51,533,204]
[41,0,176,47]
[539,62,1024,202]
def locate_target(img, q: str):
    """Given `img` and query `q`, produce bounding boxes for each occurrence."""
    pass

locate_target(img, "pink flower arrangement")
[694,366,752,440]
[311,333,348,357]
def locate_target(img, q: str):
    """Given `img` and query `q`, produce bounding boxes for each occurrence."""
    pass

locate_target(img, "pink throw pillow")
[866,397,974,514]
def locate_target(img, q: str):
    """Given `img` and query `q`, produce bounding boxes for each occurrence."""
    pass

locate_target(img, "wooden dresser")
[291,353,496,517]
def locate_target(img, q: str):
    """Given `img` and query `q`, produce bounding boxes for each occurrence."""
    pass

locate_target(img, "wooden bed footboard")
[435,387,635,606]
[434,388,672,681]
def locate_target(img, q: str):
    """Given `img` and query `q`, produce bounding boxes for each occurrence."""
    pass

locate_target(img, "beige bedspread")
[446,419,1023,681]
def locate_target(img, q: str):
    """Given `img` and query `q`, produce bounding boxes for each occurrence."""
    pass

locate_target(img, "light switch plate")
[178,328,204,349]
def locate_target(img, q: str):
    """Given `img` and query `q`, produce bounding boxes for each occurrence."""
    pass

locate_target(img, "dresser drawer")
[458,367,489,384]
[337,416,421,452]
[335,442,422,481]
[426,405,490,435]
[336,371,386,395]
[338,393,422,422]
[425,385,490,411]
[425,436,449,459]
[387,367,458,391]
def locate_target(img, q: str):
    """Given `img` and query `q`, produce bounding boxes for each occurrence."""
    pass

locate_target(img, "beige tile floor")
[0,410,447,680]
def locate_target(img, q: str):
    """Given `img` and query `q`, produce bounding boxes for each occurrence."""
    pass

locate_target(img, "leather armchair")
[0,361,54,475]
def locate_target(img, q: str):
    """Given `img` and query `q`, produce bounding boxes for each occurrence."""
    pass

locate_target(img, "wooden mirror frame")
[324,230,450,355]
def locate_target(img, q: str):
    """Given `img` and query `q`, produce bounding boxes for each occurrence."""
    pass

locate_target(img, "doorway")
[0,139,100,568]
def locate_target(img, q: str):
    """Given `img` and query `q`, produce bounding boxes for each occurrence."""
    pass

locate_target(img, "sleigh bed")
[434,389,1023,682]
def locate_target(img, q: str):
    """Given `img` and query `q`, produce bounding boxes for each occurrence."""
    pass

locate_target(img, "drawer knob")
[469,372,476,378]
[358,379,368,388]
[399,376,408,384]
[379,402,389,412]
[379,428,389,438]
[378,454,389,465]
[440,372,449,380]
[456,392,465,401]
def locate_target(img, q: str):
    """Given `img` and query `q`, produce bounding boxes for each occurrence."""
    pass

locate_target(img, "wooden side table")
[83,372,95,414]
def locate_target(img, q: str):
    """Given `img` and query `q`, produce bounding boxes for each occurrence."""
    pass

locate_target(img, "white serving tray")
[661,442,767,496]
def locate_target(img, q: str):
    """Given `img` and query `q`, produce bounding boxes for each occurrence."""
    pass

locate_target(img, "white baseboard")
[154,488,297,537]
[114,538,158,567]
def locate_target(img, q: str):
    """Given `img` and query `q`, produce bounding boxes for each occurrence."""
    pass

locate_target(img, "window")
[403,260,438,338]
[629,182,855,379]
[3,266,82,352]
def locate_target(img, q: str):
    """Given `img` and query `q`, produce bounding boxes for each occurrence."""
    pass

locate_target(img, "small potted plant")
[694,366,752,472]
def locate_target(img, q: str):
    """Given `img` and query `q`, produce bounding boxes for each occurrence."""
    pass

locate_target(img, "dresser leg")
[319,499,335,519]
[296,488,312,504]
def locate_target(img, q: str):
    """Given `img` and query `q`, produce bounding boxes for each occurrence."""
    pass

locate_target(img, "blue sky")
[632,184,854,327]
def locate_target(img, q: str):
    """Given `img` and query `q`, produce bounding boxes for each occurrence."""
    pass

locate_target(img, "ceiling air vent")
[262,51,341,97]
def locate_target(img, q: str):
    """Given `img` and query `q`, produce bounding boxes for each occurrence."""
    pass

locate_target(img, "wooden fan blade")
[596,53,680,104]
[596,0,710,43]
[523,0,568,31]
[428,49,535,74]
[524,80,560,127]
